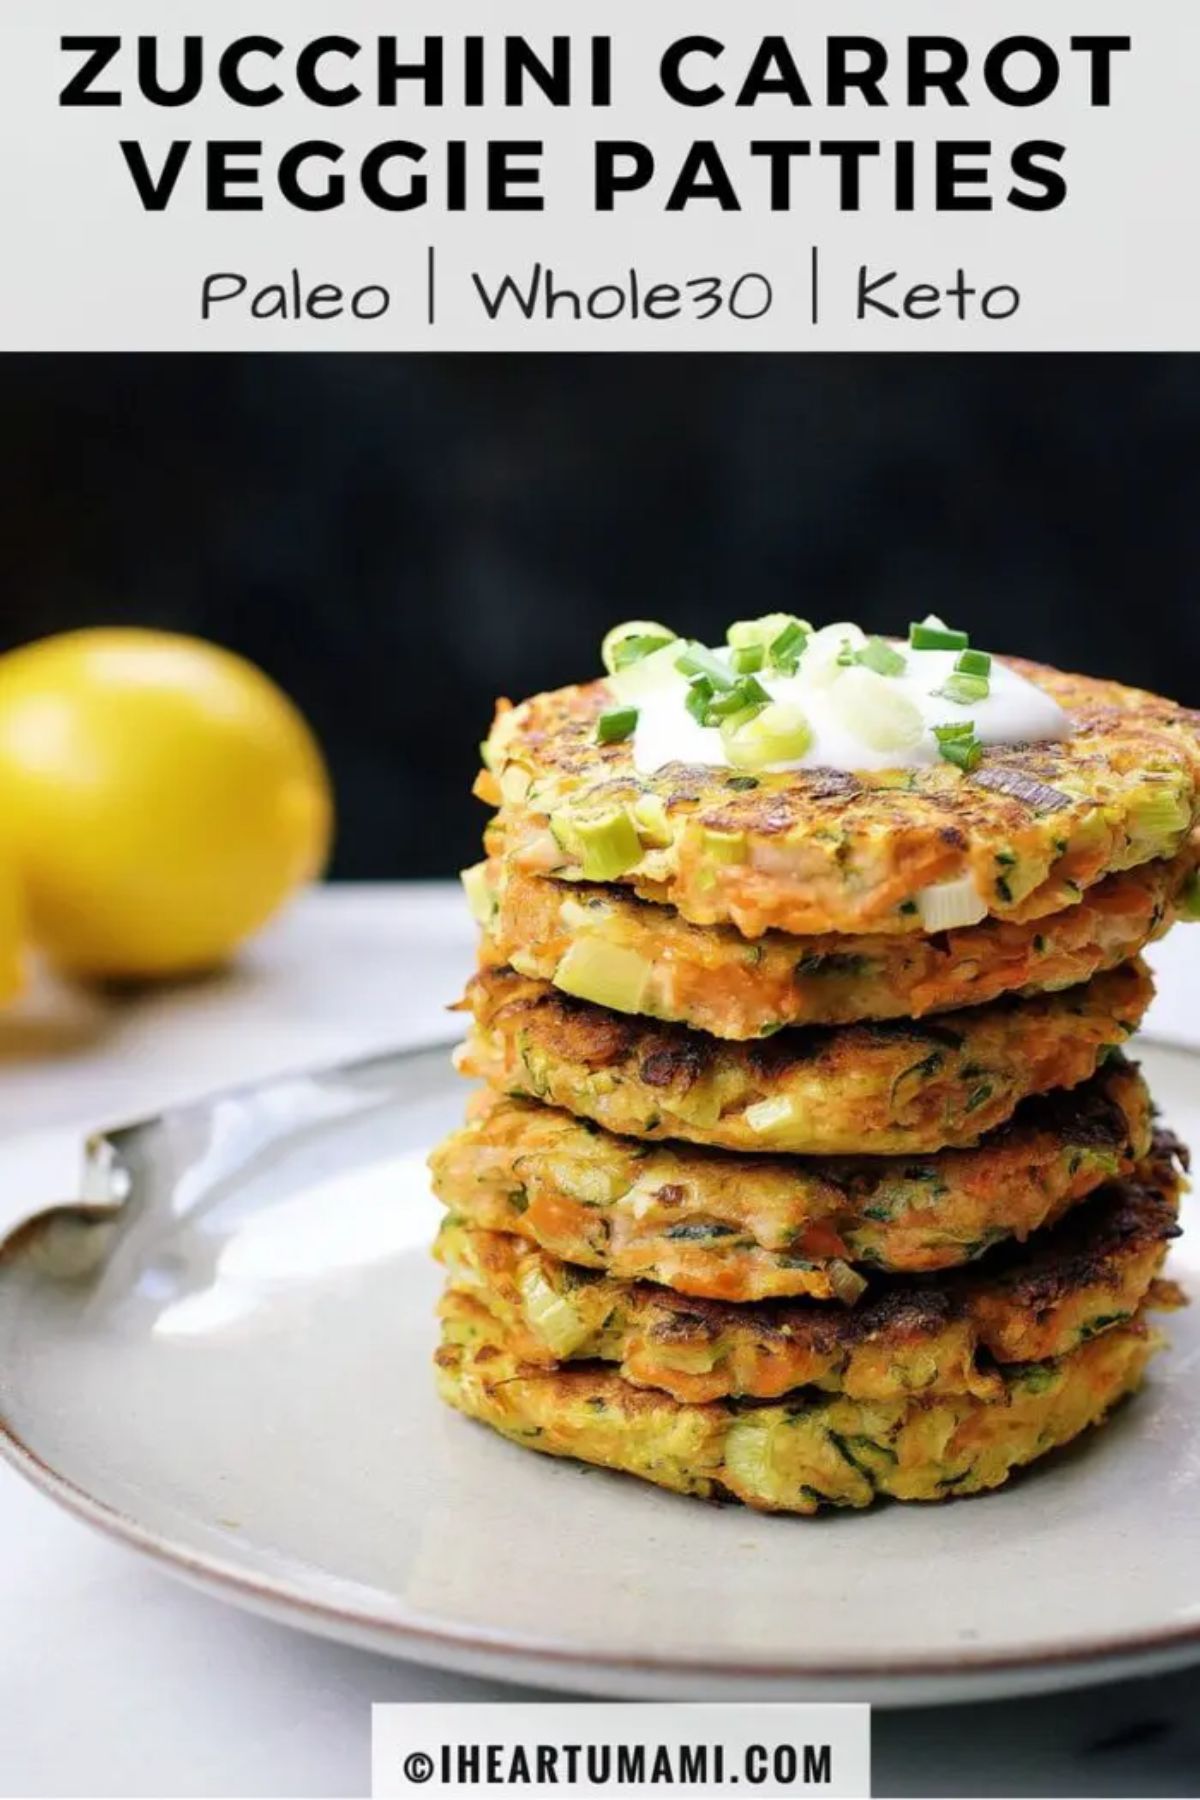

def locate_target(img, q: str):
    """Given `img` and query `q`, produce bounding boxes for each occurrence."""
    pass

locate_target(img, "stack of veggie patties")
[432,617,1199,1514]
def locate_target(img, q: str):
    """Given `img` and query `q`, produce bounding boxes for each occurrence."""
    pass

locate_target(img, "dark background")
[1,354,1196,879]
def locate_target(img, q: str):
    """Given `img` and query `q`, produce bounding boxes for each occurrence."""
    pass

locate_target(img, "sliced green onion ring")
[688,672,771,729]
[607,637,686,703]
[596,704,639,745]
[685,677,715,725]
[601,620,678,675]
[731,643,765,674]
[855,636,907,677]
[768,618,809,674]
[910,618,969,652]
[727,613,811,659]
[675,642,736,691]
[933,721,983,772]
[936,671,991,706]
[956,648,992,677]
[720,700,813,770]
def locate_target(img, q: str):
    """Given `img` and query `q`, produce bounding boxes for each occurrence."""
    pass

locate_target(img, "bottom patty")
[436,1297,1162,1514]
[435,1163,1181,1405]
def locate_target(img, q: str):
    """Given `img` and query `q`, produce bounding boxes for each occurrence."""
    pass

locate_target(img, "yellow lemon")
[0,629,333,978]
[0,856,25,1001]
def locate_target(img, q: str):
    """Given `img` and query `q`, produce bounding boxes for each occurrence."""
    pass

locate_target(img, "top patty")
[458,960,1153,1156]
[476,850,1193,1039]
[479,658,1200,938]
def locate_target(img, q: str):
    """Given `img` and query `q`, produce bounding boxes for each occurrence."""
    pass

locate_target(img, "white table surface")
[1,883,1198,1800]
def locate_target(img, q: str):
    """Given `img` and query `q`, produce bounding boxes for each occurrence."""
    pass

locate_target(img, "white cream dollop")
[627,632,1070,776]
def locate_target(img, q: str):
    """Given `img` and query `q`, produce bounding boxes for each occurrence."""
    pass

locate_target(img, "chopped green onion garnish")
[729,673,771,711]
[573,808,643,882]
[910,620,969,651]
[938,740,982,773]
[596,704,638,745]
[612,636,668,671]
[731,643,765,675]
[688,673,770,728]
[675,642,736,691]
[933,721,983,772]
[933,721,976,749]
[720,700,812,770]
[728,613,810,658]
[685,677,715,725]
[956,648,992,677]
[855,636,907,677]
[769,619,809,674]
[836,638,856,667]
[936,672,990,706]
[607,637,686,703]
[702,688,746,722]
[601,620,677,675]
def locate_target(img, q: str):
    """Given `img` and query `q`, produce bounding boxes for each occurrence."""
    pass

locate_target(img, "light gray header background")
[0,0,1193,349]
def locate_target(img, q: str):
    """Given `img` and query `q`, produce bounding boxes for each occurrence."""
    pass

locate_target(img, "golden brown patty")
[428,1062,1156,1301]
[458,961,1153,1155]
[476,852,1193,1038]
[480,659,1200,938]
[436,1163,1181,1405]
[436,1295,1162,1513]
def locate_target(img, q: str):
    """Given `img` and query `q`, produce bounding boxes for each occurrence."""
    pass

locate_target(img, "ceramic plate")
[1,1040,1199,1706]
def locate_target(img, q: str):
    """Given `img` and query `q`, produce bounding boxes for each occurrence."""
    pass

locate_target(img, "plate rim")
[2,1038,1199,1694]
[4,1390,1200,1690]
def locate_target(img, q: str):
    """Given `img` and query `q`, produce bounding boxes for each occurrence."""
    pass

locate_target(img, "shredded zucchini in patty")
[428,1066,1160,1301]
[472,850,1194,1039]
[479,658,1200,938]
[458,960,1154,1155]
[437,1295,1162,1514]
[435,1160,1180,1405]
